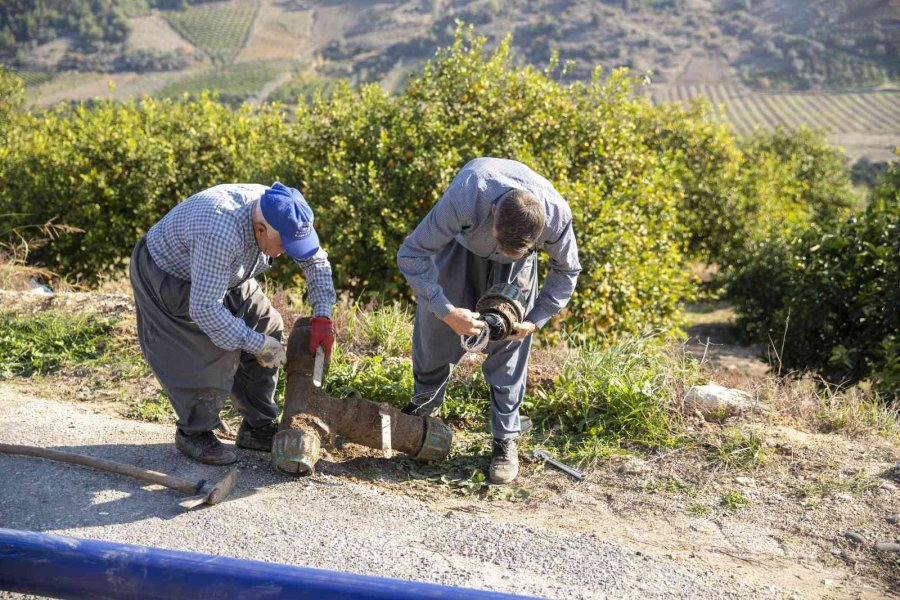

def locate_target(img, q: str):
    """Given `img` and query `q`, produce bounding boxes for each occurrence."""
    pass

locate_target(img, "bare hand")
[508,320,537,342]
[442,308,485,336]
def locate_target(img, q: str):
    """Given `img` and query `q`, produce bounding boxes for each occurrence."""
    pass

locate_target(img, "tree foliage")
[0,0,129,60]
[728,159,899,400]
[0,28,863,344]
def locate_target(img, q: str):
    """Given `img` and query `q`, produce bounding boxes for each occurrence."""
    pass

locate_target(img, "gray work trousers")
[411,242,537,440]
[129,237,283,434]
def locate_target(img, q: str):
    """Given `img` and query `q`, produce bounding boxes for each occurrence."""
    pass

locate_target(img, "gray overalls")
[397,158,581,440]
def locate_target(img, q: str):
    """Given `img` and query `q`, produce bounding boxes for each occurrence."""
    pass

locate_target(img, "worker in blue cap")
[129,183,336,465]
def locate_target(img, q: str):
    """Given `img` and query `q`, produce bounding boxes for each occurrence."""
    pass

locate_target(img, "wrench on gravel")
[531,449,585,480]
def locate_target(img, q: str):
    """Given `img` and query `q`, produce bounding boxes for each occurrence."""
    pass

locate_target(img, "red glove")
[309,317,334,359]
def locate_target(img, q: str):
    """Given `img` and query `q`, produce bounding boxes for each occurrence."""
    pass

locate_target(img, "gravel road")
[0,387,783,599]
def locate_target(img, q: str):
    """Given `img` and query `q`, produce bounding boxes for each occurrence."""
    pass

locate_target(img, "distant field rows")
[166,0,260,63]
[652,83,900,136]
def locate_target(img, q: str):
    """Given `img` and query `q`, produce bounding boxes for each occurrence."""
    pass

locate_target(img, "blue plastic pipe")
[0,528,534,600]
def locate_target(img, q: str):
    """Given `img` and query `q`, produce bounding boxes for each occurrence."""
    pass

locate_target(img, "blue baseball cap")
[259,182,320,260]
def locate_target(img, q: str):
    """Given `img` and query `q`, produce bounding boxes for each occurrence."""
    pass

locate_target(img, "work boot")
[235,420,279,452]
[401,401,440,418]
[489,438,519,484]
[175,429,237,465]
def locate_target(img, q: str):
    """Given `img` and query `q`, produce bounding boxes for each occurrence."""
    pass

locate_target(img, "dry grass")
[0,261,53,292]
[714,370,900,442]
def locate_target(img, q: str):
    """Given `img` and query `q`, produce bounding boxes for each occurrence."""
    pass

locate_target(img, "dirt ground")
[1,290,898,598]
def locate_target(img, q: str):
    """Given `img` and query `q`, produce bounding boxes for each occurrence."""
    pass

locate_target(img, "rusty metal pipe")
[273,318,452,475]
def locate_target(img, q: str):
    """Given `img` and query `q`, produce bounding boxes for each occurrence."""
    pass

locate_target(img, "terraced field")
[157,59,290,105]
[653,83,900,136]
[166,0,260,63]
[14,70,56,88]
[653,83,900,159]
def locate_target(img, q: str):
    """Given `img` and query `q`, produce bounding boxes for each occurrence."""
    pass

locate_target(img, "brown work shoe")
[236,420,279,452]
[489,438,519,484]
[175,429,237,465]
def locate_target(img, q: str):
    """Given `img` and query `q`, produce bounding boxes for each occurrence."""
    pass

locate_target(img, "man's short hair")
[495,189,545,259]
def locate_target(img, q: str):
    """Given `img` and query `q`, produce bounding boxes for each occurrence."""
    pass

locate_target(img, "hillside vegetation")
[0,0,129,61]
[4,1,898,162]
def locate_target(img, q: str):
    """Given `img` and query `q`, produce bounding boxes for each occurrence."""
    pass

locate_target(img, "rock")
[835,492,853,502]
[874,542,900,553]
[683,384,756,420]
[887,514,899,525]
[844,531,867,546]
[735,476,755,487]
[619,457,651,475]
[880,480,898,492]
[766,494,786,505]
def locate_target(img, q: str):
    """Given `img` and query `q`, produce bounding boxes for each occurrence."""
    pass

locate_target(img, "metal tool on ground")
[461,283,528,352]
[272,317,453,475]
[531,449,585,480]
[0,443,237,509]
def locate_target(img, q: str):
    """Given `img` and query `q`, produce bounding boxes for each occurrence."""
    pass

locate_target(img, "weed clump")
[720,490,750,511]
[528,338,700,457]
[708,427,769,471]
[0,312,117,377]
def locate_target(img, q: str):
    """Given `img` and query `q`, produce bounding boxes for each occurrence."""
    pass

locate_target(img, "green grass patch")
[708,427,769,471]
[117,0,151,18]
[158,59,290,106]
[344,299,413,357]
[124,389,175,423]
[324,353,415,409]
[0,312,118,378]
[814,388,900,440]
[165,0,260,63]
[314,324,699,461]
[527,339,699,458]
[795,472,881,500]
[720,490,750,511]
[687,503,710,517]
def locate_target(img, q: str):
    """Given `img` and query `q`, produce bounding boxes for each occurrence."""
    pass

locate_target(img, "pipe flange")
[412,417,453,462]
[272,427,321,475]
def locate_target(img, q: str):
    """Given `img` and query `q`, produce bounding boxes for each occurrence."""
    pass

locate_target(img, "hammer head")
[178,469,238,509]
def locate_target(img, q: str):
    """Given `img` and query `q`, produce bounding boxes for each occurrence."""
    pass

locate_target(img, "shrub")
[0,95,287,280]
[740,127,857,227]
[0,65,23,135]
[2,29,856,342]
[728,160,900,400]
[273,31,694,338]
[635,98,743,262]
[719,127,857,269]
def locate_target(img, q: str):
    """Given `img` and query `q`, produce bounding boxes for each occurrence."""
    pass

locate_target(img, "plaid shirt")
[146,184,336,354]
[397,157,581,329]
